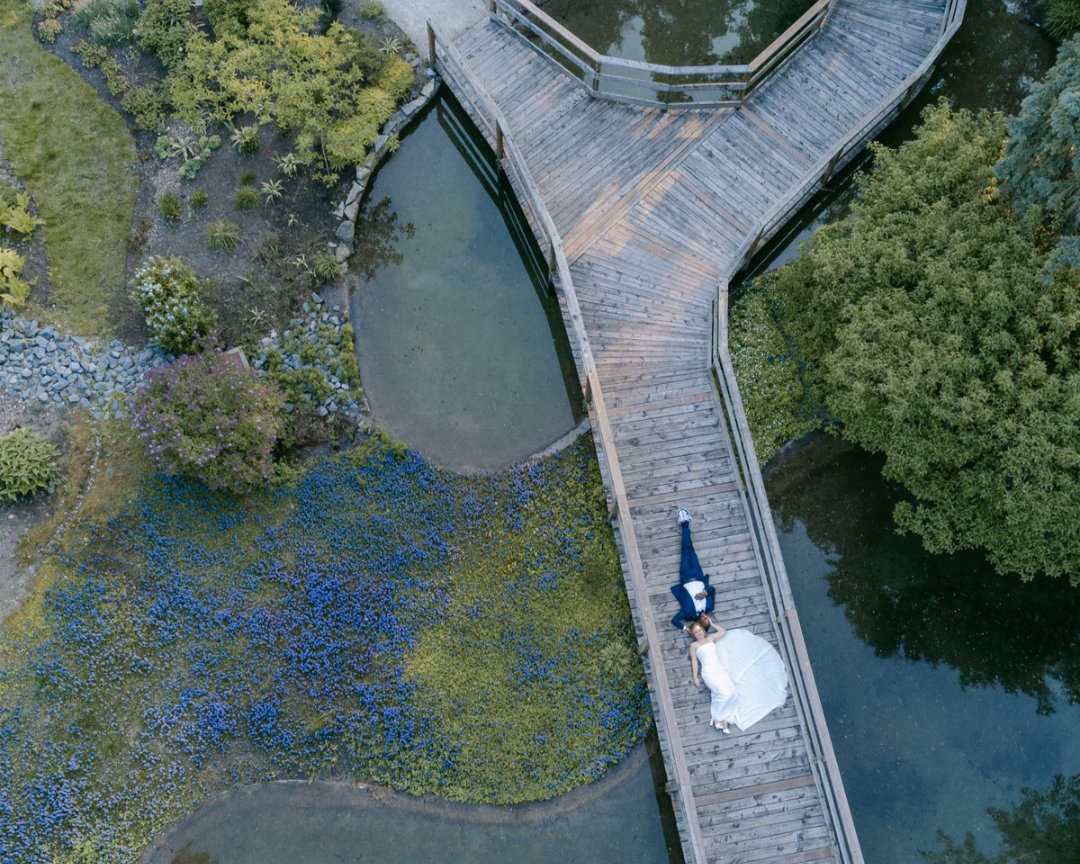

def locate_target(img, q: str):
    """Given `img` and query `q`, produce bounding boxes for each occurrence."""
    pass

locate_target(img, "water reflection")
[349,92,580,472]
[765,436,1080,861]
[540,0,809,66]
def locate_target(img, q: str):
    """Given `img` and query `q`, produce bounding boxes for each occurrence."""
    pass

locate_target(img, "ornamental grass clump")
[0,428,59,501]
[132,347,285,493]
[130,256,217,355]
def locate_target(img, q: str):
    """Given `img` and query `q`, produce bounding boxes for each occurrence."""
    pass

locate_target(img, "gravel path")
[375,0,486,56]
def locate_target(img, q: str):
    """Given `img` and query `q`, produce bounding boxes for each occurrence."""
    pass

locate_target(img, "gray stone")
[422,80,436,97]
[345,182,365,206]
[334,243,352,263]
[402,96,426,116]
[372,134,388,153]
[37,391,49,404]
[335,220,355,242]
[344,200,360,222]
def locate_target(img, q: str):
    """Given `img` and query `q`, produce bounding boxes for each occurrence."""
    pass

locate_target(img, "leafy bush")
[155,118,222,180]
[158,189,181,221]
[72,0,138,47]
[166,0,412,184]
[229,123,261,155]
[98,56,129,97]
[312,252,343,284]
[232,185,260,210]
[1038,0,1080,40]
[0,189,43,238]
[359,0,387,23]
[729,275,821,462]
[120,84,169,130]
[772,101,1080,581]
[1,248,32,308]
[134,0,198,68]
[206,219,241,251]
[190,188,209,208]
[130,256,217,354]
[132,346,285,492]
[71,38,109,68]
[0,429,59,502]
[35,16,63,42]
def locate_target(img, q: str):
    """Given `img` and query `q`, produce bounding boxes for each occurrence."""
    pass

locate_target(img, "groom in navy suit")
[671,508,716,628]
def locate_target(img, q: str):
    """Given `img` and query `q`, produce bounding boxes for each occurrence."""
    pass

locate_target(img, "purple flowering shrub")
[132,347,285,493]
[0,437,649,862]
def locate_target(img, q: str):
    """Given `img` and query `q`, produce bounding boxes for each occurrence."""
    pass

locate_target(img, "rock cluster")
[331,69,439,262]
[0,309,166,419]
[1,295,364,424]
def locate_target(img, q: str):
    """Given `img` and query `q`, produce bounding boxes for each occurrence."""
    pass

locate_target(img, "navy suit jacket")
[671,578,715,628]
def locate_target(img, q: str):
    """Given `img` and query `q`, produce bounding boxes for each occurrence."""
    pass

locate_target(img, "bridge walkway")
[433,1,963,860]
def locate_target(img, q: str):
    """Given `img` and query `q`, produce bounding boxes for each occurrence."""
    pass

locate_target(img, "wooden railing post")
[427,22,436,66]
[495,122,505,160]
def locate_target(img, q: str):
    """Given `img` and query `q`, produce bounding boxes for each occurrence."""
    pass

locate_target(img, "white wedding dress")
[698,628,789,730]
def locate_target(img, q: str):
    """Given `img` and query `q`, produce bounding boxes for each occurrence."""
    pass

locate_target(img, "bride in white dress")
[688,620,789,734]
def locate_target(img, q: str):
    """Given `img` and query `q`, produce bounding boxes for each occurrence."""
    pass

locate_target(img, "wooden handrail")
[489,0,834,107]
[430,22,710,864]
[705,4,969,862]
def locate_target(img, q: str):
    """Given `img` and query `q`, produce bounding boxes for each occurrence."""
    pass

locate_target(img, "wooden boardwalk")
[430,1,965,861]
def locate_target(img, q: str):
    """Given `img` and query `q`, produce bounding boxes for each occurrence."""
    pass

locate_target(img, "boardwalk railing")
[485,0,837,107]
[704,3,968,862]
[429,21,711,864]
[731,0,969,263]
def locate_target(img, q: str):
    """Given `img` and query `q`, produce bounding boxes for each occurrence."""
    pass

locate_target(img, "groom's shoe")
[678,508,692,525]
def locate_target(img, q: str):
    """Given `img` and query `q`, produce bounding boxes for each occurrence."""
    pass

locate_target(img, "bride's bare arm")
[689,645,702,687]
[707,626,727,642]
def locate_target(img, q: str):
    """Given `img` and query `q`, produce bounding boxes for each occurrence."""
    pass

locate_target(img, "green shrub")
[232,185,260,210]
[158,189,181,221]
[35,16,63,43]
[72,38,109,68]
[0,189,43,238]
[190,188,209,208]
[0,429,59,502]
[1039,0,1080,40]
[206,219,241,251]
[134,0,197,68]
[132,347,285,493]
[130,256,217,354]
[154,119,222,180]
[120,84,168,130]
[98,57,129,97]
[229,123,261,155]
[239,170,257,186]
[312,252,343,284]
[359,0,387,23]
[0,248,32,308]
[72,0,139,47]
[260,179,282,203]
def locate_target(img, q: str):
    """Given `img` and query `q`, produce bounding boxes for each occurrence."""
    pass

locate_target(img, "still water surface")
[349,94,579,472]
[765,438,1080,861]
[540,0,810,66]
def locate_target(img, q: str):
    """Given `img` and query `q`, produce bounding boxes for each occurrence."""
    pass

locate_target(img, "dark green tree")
[775,101,1080,582]
[997,34,1080,268]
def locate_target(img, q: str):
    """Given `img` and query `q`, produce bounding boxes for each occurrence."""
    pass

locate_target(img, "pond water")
[765,437,1080,862]
[141,743,676,864]
[749,2,1074,861]
[349,93,580,473]
[540,0,810,66]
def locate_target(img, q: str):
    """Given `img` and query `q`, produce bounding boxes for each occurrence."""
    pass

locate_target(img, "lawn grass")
[0,0,136,336]
[0,435,650,862]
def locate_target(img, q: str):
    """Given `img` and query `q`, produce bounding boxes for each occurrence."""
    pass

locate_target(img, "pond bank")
[141,741,673,864]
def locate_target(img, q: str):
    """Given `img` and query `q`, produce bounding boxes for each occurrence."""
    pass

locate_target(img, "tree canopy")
[773,101,1080,582]
[997,33,1080,269]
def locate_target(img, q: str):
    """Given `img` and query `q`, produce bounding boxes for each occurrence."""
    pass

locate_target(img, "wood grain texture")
[433,1,965,861]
